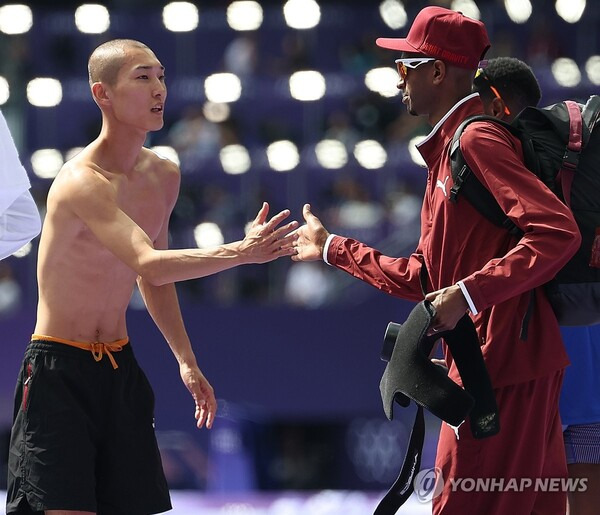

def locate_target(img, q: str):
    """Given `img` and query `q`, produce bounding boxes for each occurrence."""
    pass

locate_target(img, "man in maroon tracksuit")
[293,7,580,514]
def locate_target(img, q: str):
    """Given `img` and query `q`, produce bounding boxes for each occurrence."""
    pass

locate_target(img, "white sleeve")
[0,190,41,260]
[0,109,31,214]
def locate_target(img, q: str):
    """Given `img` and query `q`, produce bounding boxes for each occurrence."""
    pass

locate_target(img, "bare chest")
[113,173,168,242]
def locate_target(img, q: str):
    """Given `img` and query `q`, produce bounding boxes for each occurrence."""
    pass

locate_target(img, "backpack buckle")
[449,185,459,203]
[562,148,580,169]
[449,164,471,203]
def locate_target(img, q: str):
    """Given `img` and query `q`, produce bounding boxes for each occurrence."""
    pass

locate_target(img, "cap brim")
[376,37,420,53]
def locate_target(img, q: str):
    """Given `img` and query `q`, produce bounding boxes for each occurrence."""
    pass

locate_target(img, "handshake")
[242,202,330,264]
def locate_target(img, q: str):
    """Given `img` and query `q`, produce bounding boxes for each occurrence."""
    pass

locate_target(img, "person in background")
[474,56,600,515]
[293,8,580,514]
[0,110,41,260]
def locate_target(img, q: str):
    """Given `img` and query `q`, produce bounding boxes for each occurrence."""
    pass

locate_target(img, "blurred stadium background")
[0,0,597,513]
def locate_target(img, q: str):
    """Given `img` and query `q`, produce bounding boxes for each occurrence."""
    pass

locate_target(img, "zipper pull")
[22,363,33,411]
[24,363,33,385]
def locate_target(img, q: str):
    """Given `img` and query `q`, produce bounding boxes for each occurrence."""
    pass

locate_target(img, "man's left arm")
[457,123,581,313]
[136,170,217,430]
[427,123,582,331]
[137,274,217,429]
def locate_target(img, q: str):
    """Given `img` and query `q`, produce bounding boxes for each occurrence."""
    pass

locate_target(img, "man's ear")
[432,60,446,85]
[491,97,507,120]
[91,82,111,107]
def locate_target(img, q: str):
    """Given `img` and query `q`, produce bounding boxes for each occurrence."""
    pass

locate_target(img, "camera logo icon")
[414,467,444,503]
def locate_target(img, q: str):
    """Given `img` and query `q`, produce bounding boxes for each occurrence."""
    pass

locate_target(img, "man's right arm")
[293,204,426,302]
[324,235,428,302]
[63,166,298,285]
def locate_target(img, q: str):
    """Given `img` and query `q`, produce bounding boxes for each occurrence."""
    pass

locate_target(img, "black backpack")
[449,95,600,327]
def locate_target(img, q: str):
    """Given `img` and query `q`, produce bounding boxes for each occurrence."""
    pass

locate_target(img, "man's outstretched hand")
[239,202,299,264]
[292,204,330,262]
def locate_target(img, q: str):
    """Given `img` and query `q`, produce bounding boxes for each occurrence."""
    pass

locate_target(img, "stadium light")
[354,140,387,169]
[379,0,407,30]
[163,2,199,32]
[220,144,251,175]
[0,4,32,35]
[31,149,64,179]
[289,71,326,101]
[365,67,399,98]
[203,101,231,123]
[504,0,532,23]
[194,222,224,248]
[283,0,321,30]
[408,136,427,167]
[450,0,480,20]
[585,55,600,85]
[65,147,84,161]
[266,140,300,172]
[555,0,586,23]
[551,58,581,87]
[74,4,110,34]
[204,73,242,103]
[0,76,9,105]
[27,78,62,107]
[315,139,348,169]
[151,146,180,166]
[12,242,32,258]
[227,1,263,31]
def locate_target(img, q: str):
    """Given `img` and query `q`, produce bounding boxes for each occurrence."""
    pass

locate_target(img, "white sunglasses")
[394,57,436,80]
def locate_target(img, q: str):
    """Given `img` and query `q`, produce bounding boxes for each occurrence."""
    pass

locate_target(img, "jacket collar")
[416,93,484,167]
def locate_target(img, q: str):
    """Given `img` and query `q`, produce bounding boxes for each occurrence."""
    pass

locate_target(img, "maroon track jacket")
[326,94,581,388]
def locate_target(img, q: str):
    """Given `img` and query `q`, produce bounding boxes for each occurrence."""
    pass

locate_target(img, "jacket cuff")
[457,280,479,315]
[323,233,339,265]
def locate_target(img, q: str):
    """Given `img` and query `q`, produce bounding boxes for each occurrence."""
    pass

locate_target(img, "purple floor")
[1,490,432,514]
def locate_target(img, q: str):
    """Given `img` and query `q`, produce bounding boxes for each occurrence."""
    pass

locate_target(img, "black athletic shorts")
[6,338,172,515]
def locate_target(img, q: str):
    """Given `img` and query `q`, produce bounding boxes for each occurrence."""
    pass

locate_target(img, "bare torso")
[34,145,176,343]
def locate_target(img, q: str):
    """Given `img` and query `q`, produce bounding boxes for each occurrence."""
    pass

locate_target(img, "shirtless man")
[6,39,297,515]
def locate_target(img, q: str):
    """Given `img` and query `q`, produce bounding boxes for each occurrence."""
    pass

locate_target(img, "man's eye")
[137,75,148,79]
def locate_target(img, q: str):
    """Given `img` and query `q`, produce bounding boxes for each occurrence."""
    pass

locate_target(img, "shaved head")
[88,39,151,86]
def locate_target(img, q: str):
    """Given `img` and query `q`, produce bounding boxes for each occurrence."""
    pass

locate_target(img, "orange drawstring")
[31,334,129,370]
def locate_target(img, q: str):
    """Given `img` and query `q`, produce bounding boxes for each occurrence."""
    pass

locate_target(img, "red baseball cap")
[376,6,490,69]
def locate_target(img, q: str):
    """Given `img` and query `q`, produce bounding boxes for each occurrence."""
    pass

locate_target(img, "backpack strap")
[449,116,531,338]
[556,101,583,207]
[449,115,524,238]
[581,95,600,132]
[558,95,600,206]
